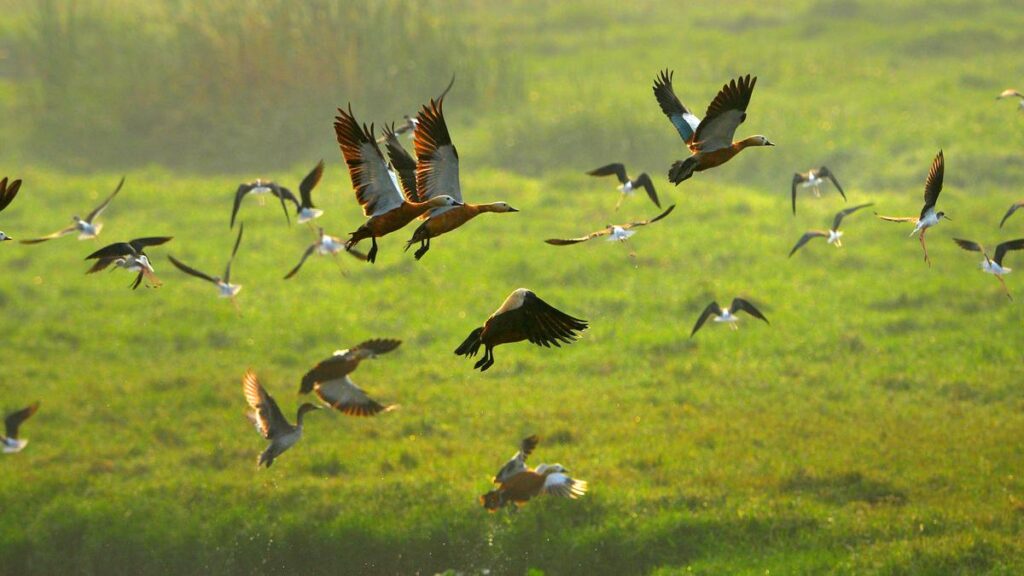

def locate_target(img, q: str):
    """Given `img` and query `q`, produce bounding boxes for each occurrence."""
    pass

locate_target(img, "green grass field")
[1,1,1024,574]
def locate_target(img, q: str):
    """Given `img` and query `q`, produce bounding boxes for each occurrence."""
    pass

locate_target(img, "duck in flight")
[587,163,661,210]
[481,435,587,512]
[455,288,588,372]
[22,177,122,244]
[85,236,173,289]
[243,370,319,468]
[690,298,769,337]
[653,70,773,185]
[952,238,1024,300]
[788,203,873,257]
[402,98,518,260]
[545,204,675,246]
[230,178,297,229]
[0,176,21,242]
[167,223,244,299]
[2,402,39,454]
[299,339,401,416]
[876,151,949,266]
[334,105,461,263]
[791,166,846,214]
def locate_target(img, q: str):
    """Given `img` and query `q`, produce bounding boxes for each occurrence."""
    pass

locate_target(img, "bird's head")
[486,201,519,213]
[428,195,463,208]
[749,135,775,147]
[536,463,568,475]
[938,211,951,221]
[297,403,320,422]
[0,231,10,241]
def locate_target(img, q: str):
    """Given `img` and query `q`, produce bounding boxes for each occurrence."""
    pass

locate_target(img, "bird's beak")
[455,201,465,206]
[943,214,952,221]
[509,207,520,212]
[766,140,776,146]
[1,237,10,241]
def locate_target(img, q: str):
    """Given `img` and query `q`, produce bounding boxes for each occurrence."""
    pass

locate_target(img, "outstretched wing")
[653,69,700,143]
[544,227,613,246]
[271,184,297,225]
[298,160,325,209]
[242,370,290,439]
[0,177,21,213]
[820,167,846,201]
[623,204,676,230]
[493,434,540,484]
[730,298,769,324]
[86,241,135,260]
[224,222,244,282]
[4,402,39,439]
[383,124,421,202]
[690,301,723,337]
[876,214,917,223]
[167,254,218,284]
[693,75,757,152]
[283,243,317,280]
[517,292,589,348]
[951,238,983,254]
[299,339,402,394]
[230,184,250,228]
[129,237,173,253]
[86,176,125,222]
[993,238,1024,267]
[791,173,803,215]
[999,201,1024,228]
[314,375,396,417]
[334,105,407,217]
[632,173,661,208]
[921,150,944,216]
[832,203,874,230]
[543,473,588,499]
[414,98,463,217]
[586,163,628,185]
[20,224,77,244]
[788,231,829,257]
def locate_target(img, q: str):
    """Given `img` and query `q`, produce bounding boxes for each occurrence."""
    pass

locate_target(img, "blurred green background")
[1,1,1024,575]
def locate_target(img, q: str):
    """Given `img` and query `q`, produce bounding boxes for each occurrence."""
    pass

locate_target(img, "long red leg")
[996,274,1012,301]
[919,229,931,267]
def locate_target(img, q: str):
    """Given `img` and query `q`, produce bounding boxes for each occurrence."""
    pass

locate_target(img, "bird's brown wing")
[921,150,944,215]
[334,105,406,217]
[516,292,589,348]
[693,75,756,152]
[623,204,676,230]
[242,370,290,439]
[20,225,77,244]
[314,376,396,417]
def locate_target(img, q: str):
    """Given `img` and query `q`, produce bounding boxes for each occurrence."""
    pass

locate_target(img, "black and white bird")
[167,223,244,299]
[284,228,367,279]
[243,370,319,469]
[22,177,122,244]
[2,402,39,454]
[545,205,675,246]
[85,237,173,289]
[295,160,326,224]
[587,163,661,210]
[876,151,949,266]
[952,238,1024,300]
[690,298,769,337]
[377,74,457,142]
[298,339,401,416]
[788,203,873,257]
[791,166,846,214]
[230,179,298,228]
[0,176,22,242]
[999,200,1024,228]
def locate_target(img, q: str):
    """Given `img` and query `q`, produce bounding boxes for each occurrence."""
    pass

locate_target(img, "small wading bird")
[481,435,587,512]
[999,200,1024,228]
[85,236,173,289]
[455,288,588,372]
[545,204,676,246]
[997,89,1024,112]
[22,177,122,244]
[167,223,245,299]
[403,98,519,260]
[0,176,21,242]
[293,160,325,224]
[334,105,461,263]
[951,237,1024,300]
[690,298,769,337]
[788,203,874,257]
[243,370,319,469]
[586,163,661,210]
[791,166,846,214]
[876,151,949,266]
[284,227,368,279]
[377,74,457,142]
[2,402,39,454]
[653,70,773,185]
[299,339,401,416]
[230,178,298,229]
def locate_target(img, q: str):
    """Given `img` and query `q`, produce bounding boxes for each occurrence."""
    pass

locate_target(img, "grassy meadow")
[1,0,1024,574]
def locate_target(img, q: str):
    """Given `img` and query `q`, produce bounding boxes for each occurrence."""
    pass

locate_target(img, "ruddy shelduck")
[243,370,319,468]
[481,435,587,512]
[299,339,401,417]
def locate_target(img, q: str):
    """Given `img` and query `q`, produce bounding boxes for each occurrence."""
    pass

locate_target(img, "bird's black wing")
[167,254,218,284]
[730,298,769,324]
[586,163,628,185]
[284,244,317,279]
[86,176,125,222]
[633,173,661,208]
[993,238,1024,267]
[224,222,244,282]
[999,201,1024,228]
[129,237,173,253]
[298,160,325,209]
[230,184,250,228]
[0,177,21,213]
[921,150,944,217]
[788,231,828,257]
[518,292,589,348]
[690,302,722,337]
[4,402,39,439]
[820,166,846,201]
[832,203,874,230]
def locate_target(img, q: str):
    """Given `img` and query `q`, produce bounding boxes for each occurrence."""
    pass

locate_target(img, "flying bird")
[788,203,873,257]
[791,166,846,214]
[295,160,325,224]
[952,238,1024,300]
[481,435,587,512]
[21,177,122,244]
[283,227,359,279]
[167,223,244,299]
[2,402,39,454]
[85,236,173,289]
[690,298,769,337]
[999,200,1024,228]
[229,178,297,229]
[586,163,661,210]
[876,150,949,266]
[0,176,21,242]
[243,370,319,468]
[653,70,773,185]
[377,74,457,142]
[403,98,518,260]
[455,288,588,372]
[298,339,401,416]
[997,89,1024,112]
[334,105,461,263]
[545,204,675,246]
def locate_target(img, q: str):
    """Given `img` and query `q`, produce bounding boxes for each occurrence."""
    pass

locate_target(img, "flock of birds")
[1,74,1023,513]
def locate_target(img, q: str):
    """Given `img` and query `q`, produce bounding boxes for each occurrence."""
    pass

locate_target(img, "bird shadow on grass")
[780,469,908,506]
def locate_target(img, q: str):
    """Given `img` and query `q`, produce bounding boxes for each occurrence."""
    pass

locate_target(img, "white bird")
[791,166,846,214]
[789,203,873,257]
[295,160,325,224]
[284,228,366,279]
[952,237,1024,300]
[22,177,123,244]
[167,223,245,299]
[690,298,769,337]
